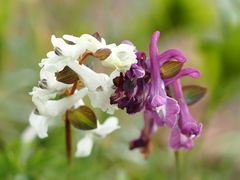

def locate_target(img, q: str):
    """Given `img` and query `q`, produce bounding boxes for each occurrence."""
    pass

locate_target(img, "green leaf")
[94,48,111,60]
[55,66,79,84]
[183,85,207,105]
[160,61,183,79]
[68,106,97,130]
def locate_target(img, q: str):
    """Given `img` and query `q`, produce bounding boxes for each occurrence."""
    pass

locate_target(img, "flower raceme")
[28,32,137,158]
[110,31,206,158]
[27,31,206,159]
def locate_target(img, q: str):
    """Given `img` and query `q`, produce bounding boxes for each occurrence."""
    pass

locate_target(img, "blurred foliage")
[0,0,240,179]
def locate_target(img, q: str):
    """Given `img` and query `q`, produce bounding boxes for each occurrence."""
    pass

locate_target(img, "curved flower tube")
[169,79,202,150]
[157,49,187,66]
[164,68,200,86]
[147,31,167,109]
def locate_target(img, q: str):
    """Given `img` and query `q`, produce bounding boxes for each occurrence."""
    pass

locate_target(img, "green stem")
[175,151,181,180]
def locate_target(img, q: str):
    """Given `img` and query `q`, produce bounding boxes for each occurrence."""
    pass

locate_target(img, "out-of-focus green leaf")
[183,85,207,105]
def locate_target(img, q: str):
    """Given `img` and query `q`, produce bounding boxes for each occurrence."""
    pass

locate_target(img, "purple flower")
[110,31,204,156]
[169,79,202,150]
[110,52,150,114]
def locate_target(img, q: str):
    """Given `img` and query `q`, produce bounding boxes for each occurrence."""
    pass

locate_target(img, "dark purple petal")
[126,64,145,79]
[164,68,200,86]
[157,49,187,66]
[136,51,147,61]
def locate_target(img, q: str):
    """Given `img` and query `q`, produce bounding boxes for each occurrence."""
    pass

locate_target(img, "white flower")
[51,35,88,60]
[102,43,137,72]
[30,87,87,117]
[75,116,120,157]
[40,34,137,72]
[68,61,118,114]
[29,87,88,138]
[75,134,93,157]
[28,32,133,148]
[40,62,72,91]
[29,111,50,138]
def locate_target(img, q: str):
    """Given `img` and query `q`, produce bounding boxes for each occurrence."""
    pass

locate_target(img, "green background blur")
[0,0,240,179]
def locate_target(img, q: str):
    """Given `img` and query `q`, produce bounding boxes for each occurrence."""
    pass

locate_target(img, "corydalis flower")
[169,79,202,150]
[28,32,137,158]
[111,31,205,157]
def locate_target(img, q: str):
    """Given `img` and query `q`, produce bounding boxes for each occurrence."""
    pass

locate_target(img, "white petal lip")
[75,134,93,157]
[32,87,88,117]
[68,62,117,113]
[29,111,50,139]
[41,87,88,117]
[92,116,120,138]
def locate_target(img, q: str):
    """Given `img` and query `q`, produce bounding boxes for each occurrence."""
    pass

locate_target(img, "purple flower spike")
[110,31,204,155]
[157,49,187,66]
[170,79,202,150]
[164,68,200,86]
[147,31,167,109]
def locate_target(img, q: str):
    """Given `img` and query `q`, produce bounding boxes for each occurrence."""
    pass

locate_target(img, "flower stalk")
[65,110,72,163]
[65,81,78,163]
[175,151,181,180]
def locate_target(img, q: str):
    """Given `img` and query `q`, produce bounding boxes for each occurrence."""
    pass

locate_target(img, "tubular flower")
[169,79,202,150]
[110,31,205,157]
[28,32,137,158]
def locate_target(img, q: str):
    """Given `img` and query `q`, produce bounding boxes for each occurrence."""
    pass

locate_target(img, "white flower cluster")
[26,33,137,157]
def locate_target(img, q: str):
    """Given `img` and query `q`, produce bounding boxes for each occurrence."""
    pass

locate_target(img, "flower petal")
[40,63,72,91]
[157,49,187,66]
[29,111,50,139]
[32,87,87,117]
[164,97,180,128]
[51,35,87,59]
[169,126,194,151]
[102,43,137,72]
[43,88,88,116]
[75,134,94,157]
[68,62,117,113]
[164,68,200,86]
[92,116,120,137]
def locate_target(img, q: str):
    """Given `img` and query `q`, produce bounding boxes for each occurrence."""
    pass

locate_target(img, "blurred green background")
[0,0,240,179]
